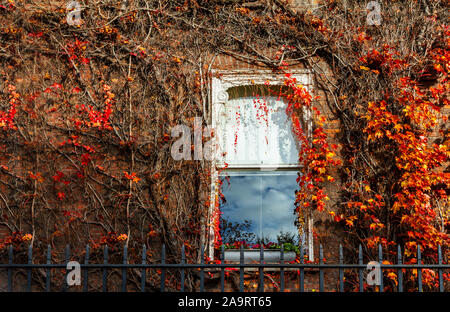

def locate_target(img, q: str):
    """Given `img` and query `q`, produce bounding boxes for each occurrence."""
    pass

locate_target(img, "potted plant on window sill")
[223,242,298,263]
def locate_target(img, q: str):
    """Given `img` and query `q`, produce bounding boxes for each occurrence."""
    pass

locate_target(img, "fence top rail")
[0,263,449,269]
[1,244,447,269]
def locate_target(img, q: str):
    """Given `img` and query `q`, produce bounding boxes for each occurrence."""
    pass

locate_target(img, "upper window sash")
[211,70,312,170]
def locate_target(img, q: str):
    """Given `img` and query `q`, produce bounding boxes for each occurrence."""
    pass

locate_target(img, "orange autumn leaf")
[28,171,44,183]
[123,171,141,183]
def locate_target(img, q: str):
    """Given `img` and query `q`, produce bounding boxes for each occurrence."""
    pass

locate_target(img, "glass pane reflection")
[219,171,299,246]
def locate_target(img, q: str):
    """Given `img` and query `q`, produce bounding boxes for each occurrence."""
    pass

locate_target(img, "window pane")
[217,87,299,167]
[219,171,299,246]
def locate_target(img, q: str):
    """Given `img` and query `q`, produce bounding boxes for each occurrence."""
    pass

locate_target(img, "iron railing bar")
[417,245,422,292]
[7,245,12,292]
[200,245,205,292]
[398,245,403,293]
[46,245,51,292]
[339,244,344,292]
[160,244,165,292]
[299,244,304,293]
[63,245,70,292]
[26,245,32,292]
[438,245,443,292]
[358,245,363,293]
[220,245,225,292]
[102,245,108,292]
[239,245,244,292]
[378,244,383,293]
[83,245,89,292]
[259,245,264,292]
[122,245,127,292]
[280,245,284,292]
[141,245,146,292]
[180,245,185,292]
[319,244,324,292]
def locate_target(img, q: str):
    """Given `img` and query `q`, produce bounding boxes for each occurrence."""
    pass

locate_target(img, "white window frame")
[207,69,314,260]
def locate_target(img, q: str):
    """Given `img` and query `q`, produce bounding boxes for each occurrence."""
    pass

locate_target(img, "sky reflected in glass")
[219,171,299,244]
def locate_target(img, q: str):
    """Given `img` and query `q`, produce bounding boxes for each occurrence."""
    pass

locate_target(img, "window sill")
[223,249,297,263]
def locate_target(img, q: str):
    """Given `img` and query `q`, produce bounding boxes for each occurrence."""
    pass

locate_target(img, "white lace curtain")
[216,86,299,167]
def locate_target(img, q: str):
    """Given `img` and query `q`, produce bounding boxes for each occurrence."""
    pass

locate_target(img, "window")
[208,71,314,260]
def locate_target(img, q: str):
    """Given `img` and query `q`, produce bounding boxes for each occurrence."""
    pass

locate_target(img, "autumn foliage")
[0,0,448,291]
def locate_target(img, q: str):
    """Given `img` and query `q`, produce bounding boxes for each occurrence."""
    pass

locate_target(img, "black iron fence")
[0,244,448,292]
